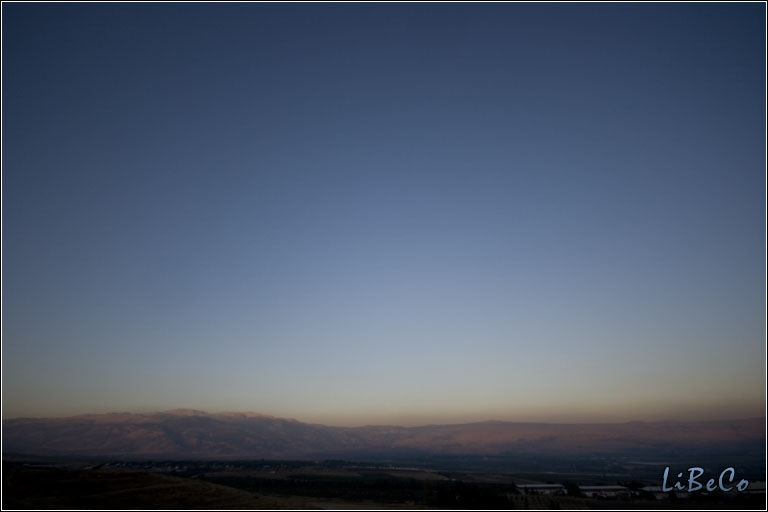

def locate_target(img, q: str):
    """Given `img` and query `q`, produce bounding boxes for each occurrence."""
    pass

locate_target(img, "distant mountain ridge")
[3,410,764,459]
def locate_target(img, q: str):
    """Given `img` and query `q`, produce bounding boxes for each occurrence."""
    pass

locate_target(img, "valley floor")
[2,459,765,510]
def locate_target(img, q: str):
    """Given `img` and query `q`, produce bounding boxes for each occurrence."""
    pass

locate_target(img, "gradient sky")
[2,2,765,426]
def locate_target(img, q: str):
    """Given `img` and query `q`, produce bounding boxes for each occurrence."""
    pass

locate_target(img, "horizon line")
[3,408,765,428]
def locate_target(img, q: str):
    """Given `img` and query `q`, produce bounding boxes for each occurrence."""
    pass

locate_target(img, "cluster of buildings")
[515,482,767,500]
[516,484,631,498]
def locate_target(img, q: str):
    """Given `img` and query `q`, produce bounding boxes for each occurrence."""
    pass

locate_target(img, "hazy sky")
[2,2,765,426]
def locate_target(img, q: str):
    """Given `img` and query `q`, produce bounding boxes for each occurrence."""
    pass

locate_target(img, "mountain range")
[3,409,764,459]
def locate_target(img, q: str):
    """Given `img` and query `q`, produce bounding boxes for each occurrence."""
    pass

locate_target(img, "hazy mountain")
[3,410,764,459]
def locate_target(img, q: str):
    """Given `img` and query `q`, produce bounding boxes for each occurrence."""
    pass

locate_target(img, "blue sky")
[2,2,765,425]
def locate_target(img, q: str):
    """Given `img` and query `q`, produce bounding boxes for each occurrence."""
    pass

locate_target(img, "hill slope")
[3,410,764,459]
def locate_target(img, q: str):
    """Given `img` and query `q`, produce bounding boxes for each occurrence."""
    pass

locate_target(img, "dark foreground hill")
[2,465,310,510]
[3,409,764,459]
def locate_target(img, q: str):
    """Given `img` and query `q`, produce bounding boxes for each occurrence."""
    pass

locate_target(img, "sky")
[2,2,766,426]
